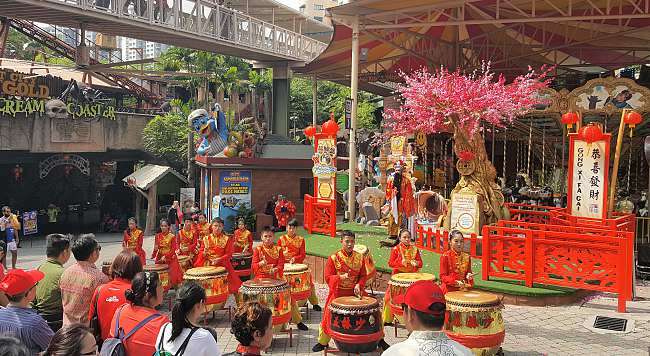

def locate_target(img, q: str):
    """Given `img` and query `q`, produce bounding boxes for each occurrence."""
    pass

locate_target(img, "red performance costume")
[387,243,423,274]
[274,199,296,229]
[252,244,285,280]
[317,249,370,345]
[439,249,474,294]
[278,234,306,263]
[122,227,146,265]
[178,228,199,263]
[194,232,242,294]
[152,232,182,286]
[233,227,253,254]
[194,222,211,239]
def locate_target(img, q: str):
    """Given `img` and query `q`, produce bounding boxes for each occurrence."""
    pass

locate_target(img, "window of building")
[314,4,324,10]
[314,16,324,22]
[299,4,306,12]
[299,178,314,199]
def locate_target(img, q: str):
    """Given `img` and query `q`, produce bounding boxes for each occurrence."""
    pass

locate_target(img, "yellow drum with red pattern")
[184,266,229,311]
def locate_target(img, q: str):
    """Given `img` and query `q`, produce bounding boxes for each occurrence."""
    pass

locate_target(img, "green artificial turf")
[278,222,577,297]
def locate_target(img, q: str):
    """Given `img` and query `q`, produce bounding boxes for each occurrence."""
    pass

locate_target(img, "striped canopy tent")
[297,0,650,96]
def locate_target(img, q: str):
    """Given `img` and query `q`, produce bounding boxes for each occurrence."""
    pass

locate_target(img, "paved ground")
[12,233,650,355]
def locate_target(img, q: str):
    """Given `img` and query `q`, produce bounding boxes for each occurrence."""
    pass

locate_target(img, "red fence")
[415,225,481,258]
[482,222,634,312]
[304,195,336,237]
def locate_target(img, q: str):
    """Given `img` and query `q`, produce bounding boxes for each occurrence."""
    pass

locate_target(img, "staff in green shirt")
[33,233,71,332]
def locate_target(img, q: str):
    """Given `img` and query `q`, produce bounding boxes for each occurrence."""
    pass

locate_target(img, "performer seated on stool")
[439,230,474,294]
[123,217,146,266]
[234,218,253,254]
[383,229,423,325]
[223,301,274,356]
[178,216,199,265]
[194,217,242,296]
[152,218,183,287]
[193,213,211,240]
[252,226,309,331]
[381,280,473,356]
[312,230,390,352]
[278,219,322,311]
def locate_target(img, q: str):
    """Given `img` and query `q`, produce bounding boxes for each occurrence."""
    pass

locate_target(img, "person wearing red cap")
[0,269,55,354]
[380,280,473,356]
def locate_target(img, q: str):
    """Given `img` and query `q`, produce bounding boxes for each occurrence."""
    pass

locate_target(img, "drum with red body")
[239,278,291,328]
[231,252,253,281]
[144,264,170,291]
[184,266,229,311]
[328,296,383,354]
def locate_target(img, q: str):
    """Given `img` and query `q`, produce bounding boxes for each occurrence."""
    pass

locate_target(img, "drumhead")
[284,263,308,273]
[177,255,191,262]
[331,296,378,309]
[240,278,289,293]
[445,291,500,306]
[390,272,435,284]
[232,252,253,259]
[353,244,368,255]
[184,266,226,279]
[144,264,168,272]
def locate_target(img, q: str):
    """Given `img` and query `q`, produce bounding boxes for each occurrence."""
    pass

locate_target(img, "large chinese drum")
[177,255,192,272]
[101,261,112,278]
[184,266,229,310]
[388,272,435,323]
[283,263,311,306]
[239,278,291,329]
[144,264,170,291]
[329,296,383,354]
[444,291,505,356]
[353,244,376,283]
[231,252,253,282]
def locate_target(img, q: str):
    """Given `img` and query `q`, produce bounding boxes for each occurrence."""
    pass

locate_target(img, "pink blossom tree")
[384,64,550,226]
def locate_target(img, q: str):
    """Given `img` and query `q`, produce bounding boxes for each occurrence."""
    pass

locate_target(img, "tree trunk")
[145,184,157,236]
[446,116,509,229]
[252,88,258,120]
[264,91,271,132]
[187,130,194,187]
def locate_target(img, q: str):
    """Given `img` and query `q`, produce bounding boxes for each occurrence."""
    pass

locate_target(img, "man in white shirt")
[381,280,474,356]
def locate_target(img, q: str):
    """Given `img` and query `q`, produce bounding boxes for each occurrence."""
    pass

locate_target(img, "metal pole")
[609,110,628,215]
[312,74,317,127]
[348,16,360,222]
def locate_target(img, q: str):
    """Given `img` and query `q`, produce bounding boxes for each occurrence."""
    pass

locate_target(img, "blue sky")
[279,0,301,9]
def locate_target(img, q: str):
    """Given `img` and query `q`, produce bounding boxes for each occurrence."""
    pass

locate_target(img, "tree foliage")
[142,111,190,173]
[289,77,380,130]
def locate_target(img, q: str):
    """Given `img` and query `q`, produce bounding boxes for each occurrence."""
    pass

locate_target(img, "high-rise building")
[298,0,340,25]
[121,37,168,61]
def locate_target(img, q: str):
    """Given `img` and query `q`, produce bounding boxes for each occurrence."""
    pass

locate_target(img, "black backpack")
[99,305,161,356]
[154,323,198,356]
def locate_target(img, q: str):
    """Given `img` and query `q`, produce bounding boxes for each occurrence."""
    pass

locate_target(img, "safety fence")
[304,195,336,237]
[414,225,481,258]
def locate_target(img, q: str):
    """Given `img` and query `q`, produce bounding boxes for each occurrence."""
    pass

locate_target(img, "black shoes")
[378,339,390,351]
[297,322,309,331]
[313,304,322,311]
[312,343,327,352]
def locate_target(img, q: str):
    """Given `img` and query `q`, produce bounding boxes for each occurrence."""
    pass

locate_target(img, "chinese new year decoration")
[303,114,338,237]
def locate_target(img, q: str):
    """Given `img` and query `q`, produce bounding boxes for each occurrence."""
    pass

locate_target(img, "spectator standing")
[0,269,54,355]
[42,324,97,356]
[88,250,143,343]
[108,271,169,355]
[60,234,109,326]
[0,337,30,356]
[155,282,221,356]
[223,301,273,356]
[33,234,72,332]
[167,201,183,235]
[0,206,21,269]
[380,280,473,356]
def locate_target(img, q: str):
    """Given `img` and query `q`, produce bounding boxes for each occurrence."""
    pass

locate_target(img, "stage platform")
[280,223,579,301]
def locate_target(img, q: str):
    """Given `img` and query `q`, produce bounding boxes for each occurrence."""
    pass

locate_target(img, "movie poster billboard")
[218,170,252,232]
[22,210,38,236]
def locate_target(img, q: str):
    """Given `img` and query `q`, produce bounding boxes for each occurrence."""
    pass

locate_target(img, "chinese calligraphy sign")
[568,133,610,219]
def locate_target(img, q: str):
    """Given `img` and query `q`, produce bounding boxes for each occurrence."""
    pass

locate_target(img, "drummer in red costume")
[151,218,183,286]
[193,213,211,239]
[439,230,474,294]
[122,217,146,266]
[233,218,253,254]
[194,217,242,294]
[383,229,423,324]
[312,230,390,352]
[252,226,309,331]
[278,219,322,311]
[178,216,199,264]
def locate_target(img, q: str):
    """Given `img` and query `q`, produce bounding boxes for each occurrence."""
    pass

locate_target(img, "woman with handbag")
[154,282,221,356]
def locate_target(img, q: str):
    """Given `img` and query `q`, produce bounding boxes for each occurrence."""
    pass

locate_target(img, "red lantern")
[624,111,642,128]
[321,119,340,136]
[303,125,316,138]
[579,123,604,143]
[561,112,579,129]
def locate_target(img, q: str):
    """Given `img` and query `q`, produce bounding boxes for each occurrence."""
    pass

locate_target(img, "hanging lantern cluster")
[561,112,580,130]
[303,112,340,139]
[623,111,643,137]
